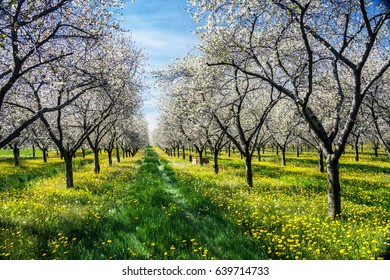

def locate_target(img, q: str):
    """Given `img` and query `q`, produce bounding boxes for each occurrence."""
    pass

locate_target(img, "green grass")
[0,147,389,260]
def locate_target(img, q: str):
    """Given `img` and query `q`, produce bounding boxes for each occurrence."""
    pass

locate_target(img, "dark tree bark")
[257,146,261,162]
[244,152,253,188]
[373,146,378,157]
[93,149,100,174]
[64,152,74,189]
[116,146,120,163]
[213,149,219,174]
[318,149,324,173]
[281,147,286,166]
[326,157,341,218]
[13,144,20,166]
[41,147,48,163]
[108,150,113,166]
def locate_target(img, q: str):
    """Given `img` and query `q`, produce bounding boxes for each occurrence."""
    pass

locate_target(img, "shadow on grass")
[0,157,93,192]
[0,158,63,192]
[339,162,390,174]
[219,155,390,208]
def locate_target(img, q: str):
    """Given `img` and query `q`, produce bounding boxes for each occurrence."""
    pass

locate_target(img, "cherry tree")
[82,35,145,173]
[0,0,124,148]
[37,33,144,188]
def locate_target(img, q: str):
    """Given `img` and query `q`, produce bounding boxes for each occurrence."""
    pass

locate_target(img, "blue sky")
[121,0,199,133]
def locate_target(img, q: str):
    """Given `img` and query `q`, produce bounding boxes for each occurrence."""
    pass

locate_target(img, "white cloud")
[132,29,198,70]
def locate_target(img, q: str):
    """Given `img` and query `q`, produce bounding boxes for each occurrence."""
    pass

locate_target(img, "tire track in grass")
[149,148,267,259]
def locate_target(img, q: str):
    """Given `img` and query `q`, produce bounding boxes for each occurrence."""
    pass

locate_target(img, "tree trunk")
[182,146,186,160]
[213,150,219,174]
[93,149,100,174]
[244,154,253,187]
[32,144,36,158]
[64,153,74,189]
[81,148,86,158]
[276,145,279,155]
[326,157,341,218]
[296,145,300,157]
[13,145,20,166]
[199,150,204,166]
[228,145,231,157]
[373,146,378,157]
[42,148,48,163]
[116,147,120,163]
[354,143,359,162]
[257,147,261,162]
[281,147,286,166]
[317,149,324,172]
[108,150,113,166]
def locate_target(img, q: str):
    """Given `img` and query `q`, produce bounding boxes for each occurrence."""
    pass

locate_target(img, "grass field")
[0,147,389,260]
